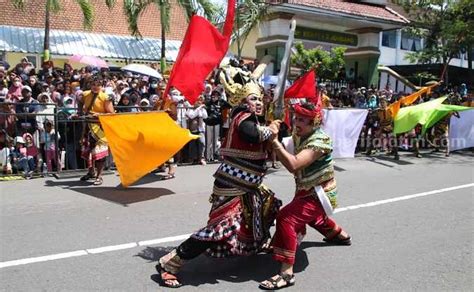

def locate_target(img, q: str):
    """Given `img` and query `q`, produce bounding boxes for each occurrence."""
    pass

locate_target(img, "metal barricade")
[0,102,225,177]
[1,102,59,176]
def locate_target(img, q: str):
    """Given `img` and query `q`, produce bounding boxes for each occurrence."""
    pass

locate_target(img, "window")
[401,32,421,52]
[382,30,397,48]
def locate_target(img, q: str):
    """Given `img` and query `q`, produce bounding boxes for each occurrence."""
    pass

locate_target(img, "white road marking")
[86,242,138,254]
[138,234,192,246]
[334,183,474,213]
[0,250,87,268]
[1,183,473,269]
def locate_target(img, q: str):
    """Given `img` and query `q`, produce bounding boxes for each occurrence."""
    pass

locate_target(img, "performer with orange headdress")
[259,101,351,290]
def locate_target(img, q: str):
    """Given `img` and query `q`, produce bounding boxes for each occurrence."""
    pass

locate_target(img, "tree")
[398,0,474,82]
[122,0,219,73]
[291,42,346,81]
[233,0,269,59]
[12,0,116,62]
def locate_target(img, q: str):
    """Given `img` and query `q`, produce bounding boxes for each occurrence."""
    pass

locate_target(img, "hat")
[22,85,32,92]
[38,93,49,100]
[230,82,262,107]
[42,82,49,87]
[140,99,150,106]
[293,102,323,125]
[14,136,25,144]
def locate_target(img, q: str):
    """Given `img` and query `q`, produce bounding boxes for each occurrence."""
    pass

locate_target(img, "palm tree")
[12,0,116,62]
[234,0,269,59]
[122,0,219,73]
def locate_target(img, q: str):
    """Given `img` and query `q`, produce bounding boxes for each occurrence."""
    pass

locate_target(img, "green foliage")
[410,71,438,86]
[234,0,269,57]
[398,0,474,69]
[76,0,94,29]
[122,0,220,37]
[291,42,346,81]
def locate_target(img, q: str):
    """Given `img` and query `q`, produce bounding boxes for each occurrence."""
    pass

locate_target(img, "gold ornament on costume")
[230,82,263,107]
[219,55,273,107]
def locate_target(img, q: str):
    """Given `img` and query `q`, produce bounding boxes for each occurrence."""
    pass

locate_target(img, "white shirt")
[186,105,208,133]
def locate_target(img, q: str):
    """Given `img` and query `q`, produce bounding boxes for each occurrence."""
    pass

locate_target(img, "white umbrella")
[121,64,162,80]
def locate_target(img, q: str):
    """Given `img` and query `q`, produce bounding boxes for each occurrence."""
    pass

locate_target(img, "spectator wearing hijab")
[116,93,138,113]
[15,86,39,134]
[27,76,42,100]
[204,89,231,161]
[7,76,23,102]
[186,95,208,165]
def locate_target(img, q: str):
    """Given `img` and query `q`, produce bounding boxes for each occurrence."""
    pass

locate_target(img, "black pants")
[176,237,216,260]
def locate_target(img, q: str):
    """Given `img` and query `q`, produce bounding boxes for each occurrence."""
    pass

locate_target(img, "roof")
[0,25,182,62]
[0,1,187,40]
[277,0,409,24]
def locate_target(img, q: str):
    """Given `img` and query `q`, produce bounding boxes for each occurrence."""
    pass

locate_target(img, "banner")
[322,109,368,158]
[449,109,474,151]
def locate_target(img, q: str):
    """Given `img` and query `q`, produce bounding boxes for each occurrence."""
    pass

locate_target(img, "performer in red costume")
[259,102,351,290]
[157,82,281,288]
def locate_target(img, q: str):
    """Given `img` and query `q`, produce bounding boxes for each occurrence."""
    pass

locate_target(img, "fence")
[0,103,221,176]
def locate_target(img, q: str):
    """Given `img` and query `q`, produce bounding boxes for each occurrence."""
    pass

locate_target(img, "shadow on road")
[138,240,342,288]
[45,180,174,206]
[364,154,414,167]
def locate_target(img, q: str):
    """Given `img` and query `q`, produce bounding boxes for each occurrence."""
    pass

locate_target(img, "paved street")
[1,151,473,291]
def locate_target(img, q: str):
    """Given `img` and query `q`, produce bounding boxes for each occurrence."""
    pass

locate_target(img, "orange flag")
[98,112,198,187]
[388,82,439,118]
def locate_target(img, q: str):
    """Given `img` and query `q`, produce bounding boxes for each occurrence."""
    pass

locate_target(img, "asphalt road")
[0,150,473,291]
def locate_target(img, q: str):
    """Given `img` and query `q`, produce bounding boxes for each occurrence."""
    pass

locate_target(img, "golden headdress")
[219,55,273,107]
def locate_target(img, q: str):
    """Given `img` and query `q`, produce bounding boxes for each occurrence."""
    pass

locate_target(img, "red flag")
[284,69,317,102]
[163,0,235,105]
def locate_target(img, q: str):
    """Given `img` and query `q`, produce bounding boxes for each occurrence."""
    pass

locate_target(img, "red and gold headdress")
[293,102,323,125]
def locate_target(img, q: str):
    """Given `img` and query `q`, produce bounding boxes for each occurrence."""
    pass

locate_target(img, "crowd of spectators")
[0,56,472,178]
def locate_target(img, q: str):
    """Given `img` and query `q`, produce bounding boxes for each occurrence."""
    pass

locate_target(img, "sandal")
[323,235,352,246]
[80,172,95,181]
[160,173,175,180]
[259,273,295,290]
[156,263,182,288]
[93,177,103,186]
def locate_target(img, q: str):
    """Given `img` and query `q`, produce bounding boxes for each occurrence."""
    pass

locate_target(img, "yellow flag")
[98,112,198,187]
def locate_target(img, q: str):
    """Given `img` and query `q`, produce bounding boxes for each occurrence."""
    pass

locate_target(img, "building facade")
[231,0,473,89]
[0,0,188,68]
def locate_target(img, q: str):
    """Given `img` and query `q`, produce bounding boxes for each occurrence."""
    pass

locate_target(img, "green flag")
[394,96,471,135]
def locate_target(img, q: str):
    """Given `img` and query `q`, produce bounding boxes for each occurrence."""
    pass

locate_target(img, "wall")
[229,27,259,60]
[0,0,187,40]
